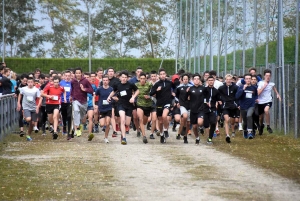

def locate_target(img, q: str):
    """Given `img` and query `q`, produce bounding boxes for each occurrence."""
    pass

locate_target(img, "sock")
[196,137,200,140]
[239,123,242,127]
[163,128,167,131]
[226,134,230,137]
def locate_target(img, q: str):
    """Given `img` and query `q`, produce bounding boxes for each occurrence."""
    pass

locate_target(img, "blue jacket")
[235,85,258,110]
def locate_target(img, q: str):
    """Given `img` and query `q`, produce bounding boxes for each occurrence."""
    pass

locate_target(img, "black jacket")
[218,83,239,109]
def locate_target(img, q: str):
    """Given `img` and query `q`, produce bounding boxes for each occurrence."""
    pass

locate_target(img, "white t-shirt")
[20,86,40,110]
[257,81,275,104]
[214,80,224,89]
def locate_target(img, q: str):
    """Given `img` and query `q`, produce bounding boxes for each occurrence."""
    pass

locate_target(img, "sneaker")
[34,126,39,133]
[156,130,160,136]
[26,135,32,141]
[259,124,264,135]
[267,126,273,134]
[243,131,248,139]
[88,133,94,141]
[207,138,213,145]
[181,127,187,136]
[176,134,181,140]
[137,131,141,137]
[71,130,75,138]
[49,126,54,134]
[19,131,25,137]
[213,132,217,138]
[102,127,106,133]
[195,138,200,145]
[53,132,58,140]
[172,127,177,132]
[150,134,155,139]
[83,124,87,130]
[143,136,148,144]
[42,132,46,136]
[94,125,99,133]
[239,124,243,131]
[112,131,118,138]
[247,133,254,139]
[76,129,82,137]
[67,134,72,140]
[226,136,231,143]
[215,129,220,135]
[104,138,109,143]
[160,135,166,143]
[164,130,169,138]
[231,132,235,137]
[121,138,127,145]
[183,136,188,144]
[146,122,151,130]
[79,124,83,132]
[62,128,67,135]
[199,127,204,135]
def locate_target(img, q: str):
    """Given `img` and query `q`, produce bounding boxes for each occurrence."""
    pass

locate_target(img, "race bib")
[246,92,252,99]
[27,96,34,101]
[64,87,70,92]
[103,100,109,105]
[120,90,127,96]
[53,96,58,100]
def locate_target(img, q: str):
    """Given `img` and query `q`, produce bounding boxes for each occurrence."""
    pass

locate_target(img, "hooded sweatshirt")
[71,76,93,104]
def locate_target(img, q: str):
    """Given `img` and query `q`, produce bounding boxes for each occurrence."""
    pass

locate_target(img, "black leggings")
[60,103,72,134]
[203,111,217,139]
[39,106,48,132]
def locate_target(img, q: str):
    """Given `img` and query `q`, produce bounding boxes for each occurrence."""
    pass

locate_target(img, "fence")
[0,94,19,140]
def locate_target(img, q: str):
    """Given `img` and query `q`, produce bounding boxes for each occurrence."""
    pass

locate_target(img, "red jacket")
[71,77,93,104]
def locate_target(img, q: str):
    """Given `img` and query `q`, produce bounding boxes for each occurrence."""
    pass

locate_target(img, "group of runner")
[0,63,281,145]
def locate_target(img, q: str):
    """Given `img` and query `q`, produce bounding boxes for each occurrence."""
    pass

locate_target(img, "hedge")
[2,58,176,75]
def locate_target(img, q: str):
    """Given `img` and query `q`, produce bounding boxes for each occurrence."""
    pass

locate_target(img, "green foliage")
[5,58,176,75]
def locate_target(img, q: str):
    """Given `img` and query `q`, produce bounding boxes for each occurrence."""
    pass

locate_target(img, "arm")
[257,82,268,95]
[273,86,281,102]
[235,86,244,100]
[149,83,159,96]
[17,94,22,111]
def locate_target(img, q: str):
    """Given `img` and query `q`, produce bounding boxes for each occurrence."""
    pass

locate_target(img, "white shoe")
[238,124,243,131]
[34,126,39,133]
[104,138,109,143]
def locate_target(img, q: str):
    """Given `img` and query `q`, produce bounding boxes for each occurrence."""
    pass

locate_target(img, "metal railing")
[0,94,19,140]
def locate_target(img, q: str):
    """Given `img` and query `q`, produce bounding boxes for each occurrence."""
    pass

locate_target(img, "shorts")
[99,110,112,119]
[223,108,240,118]
[203,111,217,128]
[190,111,205,125]
[46,104,60,114]
[23,109,38,122]
[156,104,171,117]
[87,106,94,111]
[151,105,156,113]
[172,107,181,116]
[118,104,133,117]
[137,106,152,117]
[258,102,272,115]
[217,105,223,116]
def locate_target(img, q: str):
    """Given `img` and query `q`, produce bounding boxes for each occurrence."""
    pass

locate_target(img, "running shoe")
[156,130,160,136]
[164,130,169,138]
[137,131,141,137]
[67,134,72,141]
[53,132,58,140]
[26,135,32,141]
[176,134,181,140]
[83,124,87,130]
[19,131,25,137]
[146,122,151,130]
[267,126,273,134]
[213,132,217,138]
[238,124,243,131]
[79,124,83,132]
[62,127,67,135]
[104,138,109,143]
[195,138,200,145]
[34,126,39,133]
[143,136,148,144]
[71,130,75,138]
[160,135,166,143]
[150,134,155,139]
[121,138,127,145]
[181,127,187,136]
[226,136,231,143]
[231,132,235,137]
[88,133,94,141]
[172,127,177,132]
[102,126,106,133]
[112,131,118,138]
[183,136,188,144]
[243,130,248,139]
[199,127,204,135]
[207,138,213,145]
[247,133,254,139]
[76,129,82,137]
[42,132,46,136]
[215,129,220,135]
[49,126,54,133]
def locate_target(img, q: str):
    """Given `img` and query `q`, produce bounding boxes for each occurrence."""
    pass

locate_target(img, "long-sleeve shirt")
[236,85,258,110]
[71,77,93,104]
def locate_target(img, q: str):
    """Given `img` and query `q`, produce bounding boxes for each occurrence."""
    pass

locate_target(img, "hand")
[17,104,21,111]
[218,101,222,105]
[207,102,211,108]
[243,84,247,90]
[80,84,86,91]
[277,94,282,102]
[263,82,268,88]
[112,96,118,101]
[64,99,67,103]
[157,86,162,91]
[50,95,54,100]
[186,87,190,92]
[172,92,175,97]
[69,96,72,102]
[36,107,39,114]
[107,96,111,102]
[144,95,150,99]
[129,97,135,103]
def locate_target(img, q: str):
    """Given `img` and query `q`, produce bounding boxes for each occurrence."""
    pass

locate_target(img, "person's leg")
[246,107,255,132]
[72,101,81,130]
[119,110,126,138]
[19,109,24,135]
[132,109,140,134]
[137,108,146,137]
[150,111,157,138]
[208,112,216,141]
[105,116,111,140]
[162,108,170,138]
[87,110,94,134]
[66,103,72,135]
[53,109,60,132]
[111,107,117,132]
[61,103,68,134]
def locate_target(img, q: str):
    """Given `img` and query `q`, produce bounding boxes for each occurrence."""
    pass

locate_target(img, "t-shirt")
[0,76,12,95]
[136,82,152,107]
[95,86,113,112]
[43,85,65,105]
[113,81,138,107]
[87,84,97,107]
[257,81,275,104]
[11,79,17,92]
[20,86,40,110]
[60,80,71,103]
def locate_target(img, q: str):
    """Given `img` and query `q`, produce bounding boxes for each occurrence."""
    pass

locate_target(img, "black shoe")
[267,126,273,134]
[67,134,72,140]
[150,134,155,139]
[176,134,181,140]
[220,121,224,128]
[143,136,148,144]
[160,135,166,143]
[71,130,75,138]
[137,131,141,137]
[146,122,151,130]
[19,131,25,137]
[132,122,136,131]
[199,127,204,135]
[183,136,188,144]
[53,132,58,140]
[164,130,169,138]
[181,127,187,136]
[226,136,231,143]
[195,139,200,145]
[172,127,177,132]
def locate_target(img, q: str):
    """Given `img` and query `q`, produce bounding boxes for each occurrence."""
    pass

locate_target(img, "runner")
[17,77,41,141]
[60,70,72,136]
[257,69,281,135]
[148,70,159,139]
[218,74,239,143]
[15,74,28,137]
[107,71,139,145]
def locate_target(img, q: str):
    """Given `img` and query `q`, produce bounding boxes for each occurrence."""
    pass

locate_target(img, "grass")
[212,129,300,184]
[0,134,123,201]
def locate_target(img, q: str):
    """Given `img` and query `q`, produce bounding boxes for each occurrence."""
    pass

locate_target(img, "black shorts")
[223,108,240,118]
[172,107,181,116]
[203,111,217,128]
[151,105,156,113]
[46,104,60,114]
[190,111,205,125]
[137,106,152,117]
[156,104,171,117]
[258,102,272,115]
[217,105,223,116]
[99,110,112,119]
[118,104,133,117]
[113,104,119,117]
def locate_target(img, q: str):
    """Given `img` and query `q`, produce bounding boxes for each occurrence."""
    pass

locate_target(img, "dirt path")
[1,128,300,200]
